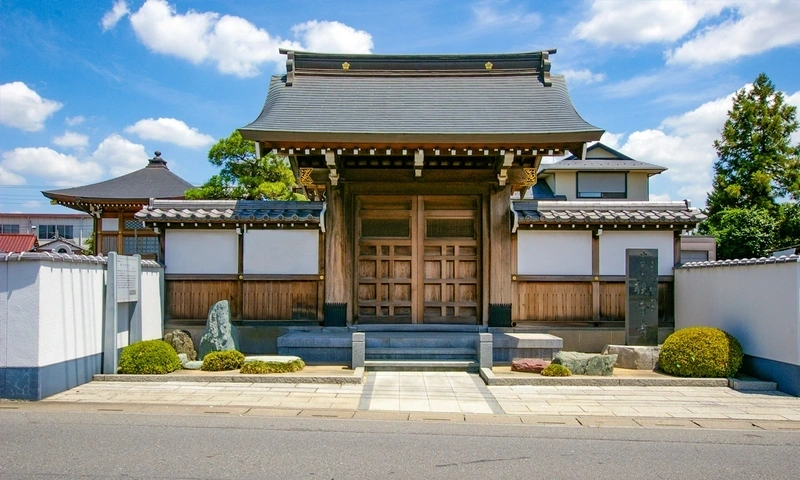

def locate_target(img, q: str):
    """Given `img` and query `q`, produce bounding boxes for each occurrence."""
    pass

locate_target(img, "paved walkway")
[30,371,800,430]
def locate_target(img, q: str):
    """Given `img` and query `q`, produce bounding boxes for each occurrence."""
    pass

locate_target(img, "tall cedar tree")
[186,131,305,201]
[706,73,800,218]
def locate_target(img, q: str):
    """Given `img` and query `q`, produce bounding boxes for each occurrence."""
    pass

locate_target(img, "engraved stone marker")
[625,249,659,346]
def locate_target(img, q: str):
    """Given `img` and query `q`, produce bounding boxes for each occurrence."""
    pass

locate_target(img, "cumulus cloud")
[124,117,214,149]
[0,166,26,186]
[0,82,63,132]
[90,134,150,177]
[667,1,800,66]
[471,1,542,29]
[292,20,373,53]
[560,69,606,85]
[573,0,725,45]
[101,0,130,31]
[53,131,90,149]
[1,147,103,186]
[65,115,85,126]
[126,0,372,77]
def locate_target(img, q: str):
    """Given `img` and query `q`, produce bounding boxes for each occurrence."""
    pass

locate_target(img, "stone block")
[552,351,617,376]
[477,333,493,369]
[601,345,660,370]
[511,358,550,373]
[198,300,238,360]
[352,332,365,369]
[492,333,562,363]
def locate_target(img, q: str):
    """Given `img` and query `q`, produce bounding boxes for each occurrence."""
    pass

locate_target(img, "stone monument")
[198,300,239,359]
[625,249,659,345]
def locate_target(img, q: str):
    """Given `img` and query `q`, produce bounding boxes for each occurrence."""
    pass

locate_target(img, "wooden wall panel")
[243,281,319,321]
[166,280,239,319]
[600,282,626,321]
[514,282,592,322]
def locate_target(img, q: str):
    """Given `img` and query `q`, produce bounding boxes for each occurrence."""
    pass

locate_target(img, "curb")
[92,367,365,385]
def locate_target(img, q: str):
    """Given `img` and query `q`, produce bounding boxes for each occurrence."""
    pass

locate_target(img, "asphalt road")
[1,410,799,479]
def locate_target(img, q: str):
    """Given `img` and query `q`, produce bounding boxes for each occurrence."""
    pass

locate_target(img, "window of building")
[0,224,20,234]
[37,225,74,239]
[124,236,159,255]
[577,172,627,199]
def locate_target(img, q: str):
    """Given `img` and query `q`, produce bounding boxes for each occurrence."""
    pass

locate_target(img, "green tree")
[707,208,777,260]
[776,202,800,249]
[706,73,800,218]
[186,131,306,201]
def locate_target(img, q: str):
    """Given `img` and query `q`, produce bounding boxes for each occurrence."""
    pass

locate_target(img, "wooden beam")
[592,229,600,323]
[489,186,512,305]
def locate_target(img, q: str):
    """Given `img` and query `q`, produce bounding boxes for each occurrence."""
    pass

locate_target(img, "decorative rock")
[198,300,239,360]
[164,330,197,361]
[245,355,301,364]
[552,351,617,376]
[602,345,660,370]
[511,358,550,373]
[184,361,203,370]
[177,353,189,366]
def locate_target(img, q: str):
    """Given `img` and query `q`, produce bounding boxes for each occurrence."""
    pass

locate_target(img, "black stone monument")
[625,249,659,345]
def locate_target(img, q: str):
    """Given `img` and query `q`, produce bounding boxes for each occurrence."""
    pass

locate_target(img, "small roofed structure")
[42,151,193,258]
[36,236,89,255]
[0,234,38,253]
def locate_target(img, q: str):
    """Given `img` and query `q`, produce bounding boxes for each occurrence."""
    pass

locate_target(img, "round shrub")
[201,350,245,371]
[240,359,306,374]
[540,363,571,377]
[658,327,743,378]
[118,340,182,374]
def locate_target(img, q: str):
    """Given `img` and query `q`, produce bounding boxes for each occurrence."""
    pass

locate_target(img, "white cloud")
[560,69,606,85]
[667,1,800,66]
[90,134,150,177]
[0,166,26,185]
[124,117,214,148]
[53,131,90,149]
[601,73,662,98]
[291,20,373,53]
[471,1,542,29]
[650,192,673,202]
[573,0,725,45]
[127,0,372,77]
[0,82,63,132]
[599,132,624,150]
[1,147,103,186]
[101,0,130,31]
[65,115,85,126]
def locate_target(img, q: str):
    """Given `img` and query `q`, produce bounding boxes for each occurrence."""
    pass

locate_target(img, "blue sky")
[2,0,799,213]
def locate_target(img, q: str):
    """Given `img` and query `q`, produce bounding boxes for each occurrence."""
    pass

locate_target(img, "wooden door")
[355,195,480,324]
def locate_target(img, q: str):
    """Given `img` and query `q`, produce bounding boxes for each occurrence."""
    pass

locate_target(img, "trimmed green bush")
[201,350,246,371]
[118,340,182,374]
[540,363,571,377]
[659,327,743,378]
[240,359,306,374]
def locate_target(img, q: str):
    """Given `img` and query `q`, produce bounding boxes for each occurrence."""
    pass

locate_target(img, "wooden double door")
[356,195,481,324]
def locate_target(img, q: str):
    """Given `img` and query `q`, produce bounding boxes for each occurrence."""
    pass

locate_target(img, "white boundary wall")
[600,231,674,275]
[243,230,319,274]
[165,230,238,274]
[517,230,592,275]
[1,253,163,399]
[675,257,800,366]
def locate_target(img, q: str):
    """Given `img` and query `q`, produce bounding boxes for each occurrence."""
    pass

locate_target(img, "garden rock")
[164,330,197,361]
[198,300,239,360]
[511,358,550,373]
[552,351,617,376]
[184,361,203,370]
[602,345,660,370]
[177,353,188,366]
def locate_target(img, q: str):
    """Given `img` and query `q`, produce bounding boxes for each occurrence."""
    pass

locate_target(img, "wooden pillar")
[324,185,349,321]
[489,186,512,306]
[235,229,244,321]
[592,229,601,323]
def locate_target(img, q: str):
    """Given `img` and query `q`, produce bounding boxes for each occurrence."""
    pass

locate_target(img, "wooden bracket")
[414,149,424,178]
[325,151,340,186]
[497,151,515,186]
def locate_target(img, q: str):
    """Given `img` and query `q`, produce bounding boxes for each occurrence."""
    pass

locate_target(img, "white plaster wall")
[675,262,800,365]
[3,262,41,367]
[243,230,319,275]
[141,267,164,340]
[101,218,118,232]
[37,262,105,367]
[628,172,650,201]
[0,262,5,367]
[517,230,592,275]
[599,230,674,276]
[165,230,238,274]
[554,171,577,200]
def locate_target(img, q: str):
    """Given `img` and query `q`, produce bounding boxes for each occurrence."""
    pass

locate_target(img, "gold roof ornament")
[485,61,493,71]
[299,167,314,187]
[523,168,537,186]
[342,61,350,70]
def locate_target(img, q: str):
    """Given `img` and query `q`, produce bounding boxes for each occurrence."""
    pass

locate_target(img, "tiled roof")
[538,159,666,172]
[679,255,800,268]
[0,252,161,267]
[0,234,38,253]
[42,152,193,204]
[241,51,603,142]
[135,200,324,224]
[512,200,706,226]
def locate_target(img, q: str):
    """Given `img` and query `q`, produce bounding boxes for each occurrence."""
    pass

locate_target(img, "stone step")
[364,360,478,371]
[366,347,476,361]
[729,375,778,392]
[365,332,477,349]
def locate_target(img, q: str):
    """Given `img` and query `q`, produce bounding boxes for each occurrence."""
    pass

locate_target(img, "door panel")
[356,195,480,324]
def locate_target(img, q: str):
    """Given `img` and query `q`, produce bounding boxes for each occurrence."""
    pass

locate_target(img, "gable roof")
[0,234,38,253]
[42,152,194,211]
[241,50,603,147]
[539,142,666,173]
[512,200,705,228]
